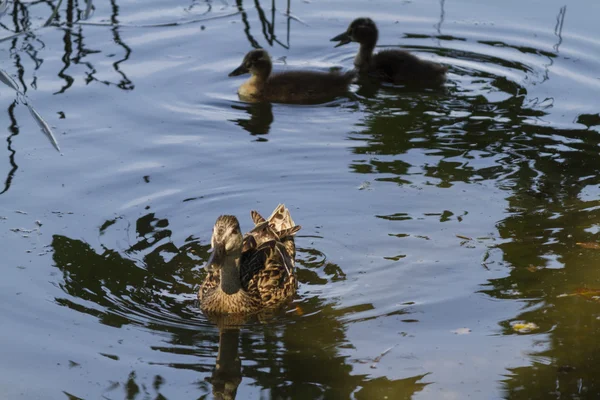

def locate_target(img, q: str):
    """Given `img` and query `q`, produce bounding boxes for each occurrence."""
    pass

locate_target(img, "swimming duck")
[229,49,354,104]
[199,204,301,315]
[331,18,447,86]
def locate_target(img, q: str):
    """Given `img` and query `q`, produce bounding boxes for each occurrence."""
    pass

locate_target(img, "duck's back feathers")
[371,49,447,86]
[261,70,355,103]
[240,240,297,307]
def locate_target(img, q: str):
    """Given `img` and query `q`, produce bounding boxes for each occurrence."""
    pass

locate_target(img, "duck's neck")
[220,256,242,294]
[249,65,271,88]
[355,44,374,70]
[355,41,376,71]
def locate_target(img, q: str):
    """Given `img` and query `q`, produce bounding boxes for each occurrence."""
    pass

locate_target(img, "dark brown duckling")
[229,49,354,104]
[331,18,447,86]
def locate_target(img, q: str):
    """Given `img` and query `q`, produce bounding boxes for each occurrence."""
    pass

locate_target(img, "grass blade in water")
[27,103,61,152]
[0,69,20,93]
[84,0,93,20]
[44,0,63,27]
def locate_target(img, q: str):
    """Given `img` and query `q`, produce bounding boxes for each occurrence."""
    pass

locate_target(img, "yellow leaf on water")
[511,322,539,333]
[573,288,600,299]
[576,242,600,249]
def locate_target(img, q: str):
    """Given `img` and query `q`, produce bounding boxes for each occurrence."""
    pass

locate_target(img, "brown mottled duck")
[331,17,447,86]
[228,49,354,104]
[199,204,301,315]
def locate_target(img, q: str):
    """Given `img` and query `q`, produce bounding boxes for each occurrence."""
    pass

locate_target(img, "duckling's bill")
[229,63,249,77]
[331,31,352,47]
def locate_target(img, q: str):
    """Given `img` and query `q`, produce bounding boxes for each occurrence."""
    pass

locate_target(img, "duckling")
[229,49,354,104]
[199,204,301,315]
[331,18,447,86]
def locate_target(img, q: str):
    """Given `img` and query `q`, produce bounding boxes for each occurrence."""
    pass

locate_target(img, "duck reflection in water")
[230,101,273,138]
[209,328,242,400]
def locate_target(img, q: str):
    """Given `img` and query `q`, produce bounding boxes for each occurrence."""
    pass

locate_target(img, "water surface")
[1,0,600,398]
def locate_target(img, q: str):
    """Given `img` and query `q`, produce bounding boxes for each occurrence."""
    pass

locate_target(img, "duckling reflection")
[230,102,273,137]
[331,18,447,86]
[199,204,301,315]
[229,49,354,104]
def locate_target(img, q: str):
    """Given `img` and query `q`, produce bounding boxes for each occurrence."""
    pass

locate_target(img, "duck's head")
[229,49,272,78]
[331,18,378,47]
[207,215,243,267]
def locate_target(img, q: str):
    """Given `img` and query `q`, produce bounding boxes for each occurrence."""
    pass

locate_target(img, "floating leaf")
[563,287,600,301]
[576,242,600,249]
[456,234,472,240]
[27,103,61,152]
[526,264,542,273]
[44,0,63,27]
[511,322,539,333]
[451,327,471,335]
[0,69,20,93]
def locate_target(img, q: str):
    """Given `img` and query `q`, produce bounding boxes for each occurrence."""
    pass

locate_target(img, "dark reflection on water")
[347,13,600,396]
[231,102,273,138]
[1,0,134,193]
[1,101,18,194]
[235,0,293,49]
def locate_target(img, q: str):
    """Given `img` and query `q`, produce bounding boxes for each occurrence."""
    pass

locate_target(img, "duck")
[331,17,447,86]
[228,49,354,104]
[199,204,301,315]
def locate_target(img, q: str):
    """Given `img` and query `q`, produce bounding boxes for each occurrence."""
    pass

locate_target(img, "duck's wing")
[373,50,447,84]
[244,220,279,248]
[262,204,301,232]
[240,240,296,305]
[264,72,354,103]
[250,210,266,225]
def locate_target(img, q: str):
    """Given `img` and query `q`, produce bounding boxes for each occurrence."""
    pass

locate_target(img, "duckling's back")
[372,50,447,86]
[264,70,354,104]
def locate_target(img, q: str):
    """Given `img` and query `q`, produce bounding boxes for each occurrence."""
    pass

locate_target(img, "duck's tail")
[251,204,301,236]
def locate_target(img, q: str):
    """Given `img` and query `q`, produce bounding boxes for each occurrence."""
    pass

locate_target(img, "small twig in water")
[370,345,396,369]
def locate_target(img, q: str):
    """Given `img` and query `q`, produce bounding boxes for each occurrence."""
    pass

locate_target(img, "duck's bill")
[331,32,352,47]
[204,243,225,269]
[228,64,249,77]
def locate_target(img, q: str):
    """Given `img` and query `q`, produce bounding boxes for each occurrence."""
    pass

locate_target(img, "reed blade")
[44,0,64,27]
[0,69,20,93]
[84,0,93,20]
[0,0,9,19]
[27,103,61,153]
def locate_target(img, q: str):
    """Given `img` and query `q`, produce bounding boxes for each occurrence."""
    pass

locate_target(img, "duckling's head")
[331,18,378,47]
[208,215,244,266]
[229,49,272,78]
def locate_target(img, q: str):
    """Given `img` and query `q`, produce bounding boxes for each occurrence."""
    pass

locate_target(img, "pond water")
[1,0,600,398]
